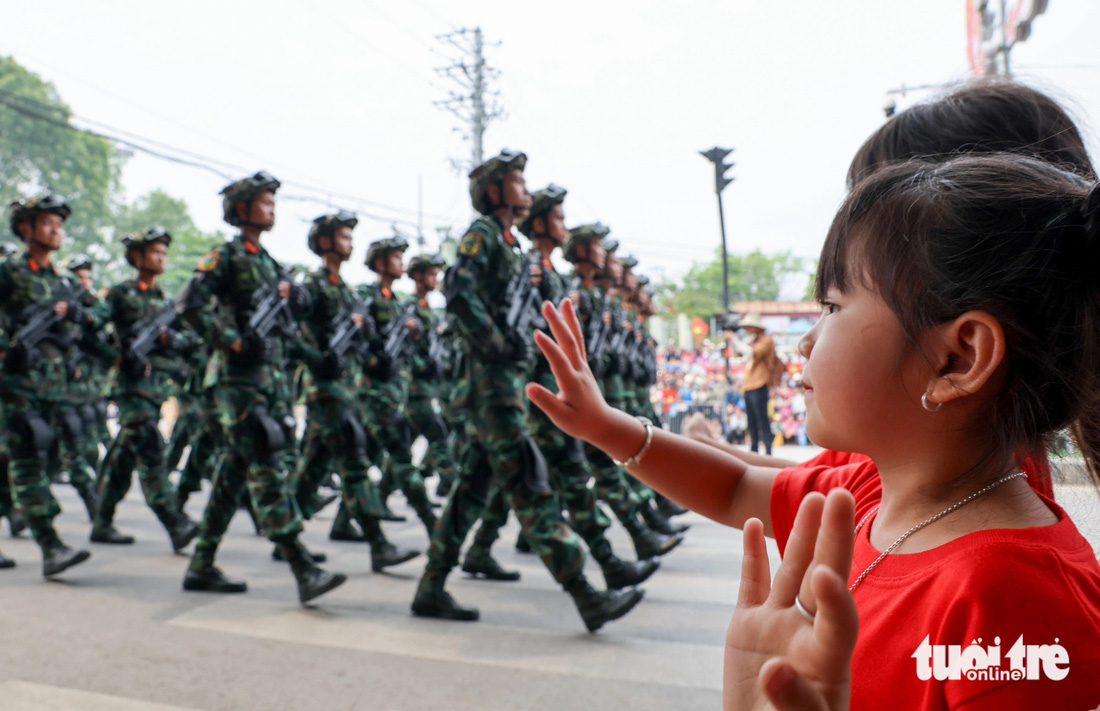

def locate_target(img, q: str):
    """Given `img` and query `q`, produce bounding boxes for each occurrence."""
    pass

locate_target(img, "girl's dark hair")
[817,154,1100,489]
[849,80,1095,188]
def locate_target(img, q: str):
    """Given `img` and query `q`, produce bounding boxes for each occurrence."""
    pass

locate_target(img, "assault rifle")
[248,269,300,340]
[328,299,375,358]
[504,253,545,338]
[586,289,611,376]
[129,300,180,360]
[12,284,77,350]
[382,301,418,360]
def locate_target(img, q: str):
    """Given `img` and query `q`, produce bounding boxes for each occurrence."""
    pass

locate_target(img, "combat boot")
[271,542,327,563]
[329,503,367,542]
[162,509,199,553]
[280,540,346,604]
[599,555,660,590]
[371,541,420,572]
[183,565,248,593]
[656,495,688,518]
[0,548,15,569]
[625,515,683,560]
[76,483,100,523]
[41,537,91,578]
[641,502,691,536]
[379,505,407,523]
[8,510,27,537]
[567,578,645,632]
[90,523,135,545]
[462,549,521,581]
[411,587,480,621]
[514,532,533,553]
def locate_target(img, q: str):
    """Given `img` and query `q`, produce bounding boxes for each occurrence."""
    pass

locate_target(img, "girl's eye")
[821,302,839,316]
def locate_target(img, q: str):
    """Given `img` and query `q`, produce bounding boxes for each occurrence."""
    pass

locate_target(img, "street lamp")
[699,146,735,381]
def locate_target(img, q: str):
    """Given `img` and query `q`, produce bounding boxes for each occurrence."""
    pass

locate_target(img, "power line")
[0,88,453,226]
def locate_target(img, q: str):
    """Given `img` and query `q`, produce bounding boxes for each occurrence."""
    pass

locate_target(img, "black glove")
[240,332,272,364]
[65,300,89,325]
[4,343,37,373]
[315,351,346,380]
[369,351,394,380]
[121,352,149,380]
[505,332,533,365]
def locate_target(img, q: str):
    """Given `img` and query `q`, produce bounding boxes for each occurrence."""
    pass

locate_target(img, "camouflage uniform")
[178,171,345,602]
[175,346,224,508]
[0,233,97,572]
[93,267,199,550]
[66,272,115,474]
[355,280,436,536]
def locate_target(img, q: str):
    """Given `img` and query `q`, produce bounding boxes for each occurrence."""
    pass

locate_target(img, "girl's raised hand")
[526,299,616,444]
[724,488,858,711]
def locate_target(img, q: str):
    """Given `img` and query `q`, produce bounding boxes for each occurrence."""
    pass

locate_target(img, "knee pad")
[58,407,84,446]
[339,407,368,458]
[518,431,551,495]
[138,419,166,462]
[11,410,55,462]
[247,406,289,463]
[392,413,413,449]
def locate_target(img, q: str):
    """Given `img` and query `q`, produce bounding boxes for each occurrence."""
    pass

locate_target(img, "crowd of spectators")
[653,341,810,447]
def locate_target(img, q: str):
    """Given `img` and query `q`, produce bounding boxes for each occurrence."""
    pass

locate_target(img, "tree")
[0,55,123,257]
[110,190,225,295]
[656,248,809,319]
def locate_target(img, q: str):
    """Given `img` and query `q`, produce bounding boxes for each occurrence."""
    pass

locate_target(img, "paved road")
[1,445,1096,711]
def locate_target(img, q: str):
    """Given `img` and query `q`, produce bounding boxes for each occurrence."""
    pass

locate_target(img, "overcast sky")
[4,1,1099,294]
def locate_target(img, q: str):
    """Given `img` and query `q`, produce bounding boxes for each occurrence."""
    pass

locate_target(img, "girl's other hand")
[724,488,858,711]
[526,299,616,444]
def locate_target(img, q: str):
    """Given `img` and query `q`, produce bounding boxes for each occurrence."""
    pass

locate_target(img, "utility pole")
[699,146,735,382]
[434,27,505,175]
[968,0,1050,77]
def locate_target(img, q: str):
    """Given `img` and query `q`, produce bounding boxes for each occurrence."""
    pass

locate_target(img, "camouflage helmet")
[9,193,71,239]
[364,234,410,272]
[636,273,650,288]
[121,226,172,267]
[602,238,620,254]
[307,210,358,256]
[562,222,610,264]
[469,149,527,215]
[619,253,639,270]
[517,183,567,238]
[407,252,447,276]
[66,253,94,272]
[219,170,280,226]
[0,241,20,257]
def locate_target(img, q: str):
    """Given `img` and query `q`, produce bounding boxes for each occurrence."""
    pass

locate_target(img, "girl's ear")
[925,311,1005,407]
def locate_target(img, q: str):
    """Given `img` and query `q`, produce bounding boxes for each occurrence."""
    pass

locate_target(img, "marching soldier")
[357,236,437,537]
[404,253,458,500]
[289,211,419,572]
[478,183,660,589]
[179,171,346,604]
[412,150,644,631]
[65,253,115,474]
[91,227,200,551]
[1,194,96,577]
[563,225,683,559]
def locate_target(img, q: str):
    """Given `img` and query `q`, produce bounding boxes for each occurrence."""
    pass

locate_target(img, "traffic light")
[700,146,735,194]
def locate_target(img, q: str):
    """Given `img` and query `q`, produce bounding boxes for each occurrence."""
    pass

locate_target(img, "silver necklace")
[848,471,1026,592]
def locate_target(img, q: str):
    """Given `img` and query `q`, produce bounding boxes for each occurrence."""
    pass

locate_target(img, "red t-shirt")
[770,461,1100,709]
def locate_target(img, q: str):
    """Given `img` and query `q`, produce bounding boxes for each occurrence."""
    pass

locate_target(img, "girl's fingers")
[770,493,824,607]
[533,329,577,382]
[736,518,771,608]
[525,382,574,424]
[540,301,584,370]
[798,488,856,615]
[811,565,860,654]
[558,298,588,361]
[759,659,829,711]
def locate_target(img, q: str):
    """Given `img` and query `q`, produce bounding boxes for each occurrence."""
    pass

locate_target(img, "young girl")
[527,154,1100,709]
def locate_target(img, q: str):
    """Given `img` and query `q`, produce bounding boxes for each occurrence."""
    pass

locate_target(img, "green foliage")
[0,55,123,256]
[110,189,225,295]
[656,248,809,318]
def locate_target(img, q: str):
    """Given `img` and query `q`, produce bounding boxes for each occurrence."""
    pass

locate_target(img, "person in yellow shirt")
[728,313,777,455]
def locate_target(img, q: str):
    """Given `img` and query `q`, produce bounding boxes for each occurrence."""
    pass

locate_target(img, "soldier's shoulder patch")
[196,250,221,273]
[458,231,483,257]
